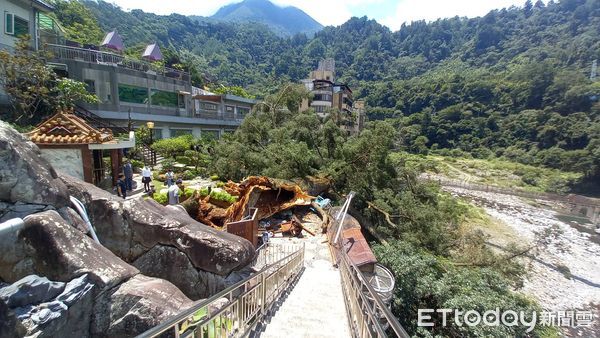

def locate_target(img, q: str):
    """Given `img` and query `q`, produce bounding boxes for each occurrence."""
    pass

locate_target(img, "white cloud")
[271,0,385,26]
[106,0,238,16]
[107,0,540,29]
[381,0,530,31]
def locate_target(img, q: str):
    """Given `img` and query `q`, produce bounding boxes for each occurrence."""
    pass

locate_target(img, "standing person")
[117,174,127,200]
[165,168,175,187]
[141,165,152,192]
[168,179,184,205]
[123,160,133,191]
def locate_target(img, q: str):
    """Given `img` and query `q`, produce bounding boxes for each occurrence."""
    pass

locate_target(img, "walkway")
[258,234,351,338]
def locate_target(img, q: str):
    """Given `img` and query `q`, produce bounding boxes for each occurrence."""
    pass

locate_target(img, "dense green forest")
[51,0,600,188]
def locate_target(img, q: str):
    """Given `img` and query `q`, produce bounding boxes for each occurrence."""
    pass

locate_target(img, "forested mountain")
[53,0,600,188]
[208,0,323,37]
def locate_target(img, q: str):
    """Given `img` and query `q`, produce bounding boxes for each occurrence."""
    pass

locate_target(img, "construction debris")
[180,176,327,244]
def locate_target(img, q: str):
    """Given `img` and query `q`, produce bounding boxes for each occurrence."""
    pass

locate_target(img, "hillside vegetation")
[51,0,600,188]
[396,153,583,193]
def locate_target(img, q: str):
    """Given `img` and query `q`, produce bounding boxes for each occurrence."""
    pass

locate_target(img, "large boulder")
[0,210,138,289]
[2,274,95,338]
[61,174,256,276]
[0,121,70,213]
[92,274,194,337]
[132,245,252,299]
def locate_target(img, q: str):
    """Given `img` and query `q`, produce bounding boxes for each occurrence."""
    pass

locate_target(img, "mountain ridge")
[209,0,323,36]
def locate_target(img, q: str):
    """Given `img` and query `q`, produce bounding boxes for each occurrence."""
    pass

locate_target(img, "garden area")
[128,131,238,207]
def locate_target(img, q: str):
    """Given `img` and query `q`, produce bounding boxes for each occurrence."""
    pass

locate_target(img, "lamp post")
[146,121,155,165]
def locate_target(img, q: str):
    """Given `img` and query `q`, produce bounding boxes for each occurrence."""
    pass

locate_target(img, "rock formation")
[0,121,257,336]
[60,174,256,299]
[0,121,70,222]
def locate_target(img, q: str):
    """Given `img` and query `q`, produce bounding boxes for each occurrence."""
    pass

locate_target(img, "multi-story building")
[300,58,366,135]
[1,0,54,105]
[1,1,256,139]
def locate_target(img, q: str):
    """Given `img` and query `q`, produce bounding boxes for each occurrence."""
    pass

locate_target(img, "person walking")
[141,165,152,192]
[116,174,127,200]
[123,160,133,191]
[165,168,175,187]
[168,179,184,205]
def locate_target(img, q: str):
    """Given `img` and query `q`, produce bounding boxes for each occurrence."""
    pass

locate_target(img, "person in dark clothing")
[123,160,134,191]
[117,174,127,200]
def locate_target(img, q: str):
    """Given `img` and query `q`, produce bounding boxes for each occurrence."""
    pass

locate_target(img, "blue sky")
[108,0,535,31]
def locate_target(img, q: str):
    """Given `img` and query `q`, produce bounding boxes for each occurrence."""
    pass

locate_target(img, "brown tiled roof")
[27,111,114,145]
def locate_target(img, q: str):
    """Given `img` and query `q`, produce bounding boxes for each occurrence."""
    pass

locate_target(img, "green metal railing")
[136,243,304,338]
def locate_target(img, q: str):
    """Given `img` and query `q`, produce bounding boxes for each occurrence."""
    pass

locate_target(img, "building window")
[150,89,178,108]
[152,128,163,140]
[225,105,234,113]
[5,13,14,35]
[201,102,218,111]
[178,94,186,109]
[84,80,96,95]
[314,105,326,113]
[313,94,332,102]
[13,16,28,37]
[118,84,148,104]
[237,107,249,118]
[201,129,220,140]
[170,129,193,137]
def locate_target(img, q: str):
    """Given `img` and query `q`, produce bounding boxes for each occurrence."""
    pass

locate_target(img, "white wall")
[40,148,85,180]
[0,0,33,49]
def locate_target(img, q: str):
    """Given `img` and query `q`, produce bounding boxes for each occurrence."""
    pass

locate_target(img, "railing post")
[260,270,267,317]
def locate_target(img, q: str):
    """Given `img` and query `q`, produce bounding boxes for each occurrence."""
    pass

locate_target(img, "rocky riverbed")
[444,186,600,336]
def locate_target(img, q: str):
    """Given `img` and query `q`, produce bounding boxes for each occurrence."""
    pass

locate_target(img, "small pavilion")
[27,111,135,186]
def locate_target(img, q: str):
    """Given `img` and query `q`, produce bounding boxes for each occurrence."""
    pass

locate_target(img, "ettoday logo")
[417,308,594,332]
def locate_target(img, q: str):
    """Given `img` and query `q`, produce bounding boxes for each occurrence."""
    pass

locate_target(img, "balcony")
[44,43,190,82]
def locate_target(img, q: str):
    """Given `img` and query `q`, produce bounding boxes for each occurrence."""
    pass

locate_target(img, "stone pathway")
[257,234,351,338]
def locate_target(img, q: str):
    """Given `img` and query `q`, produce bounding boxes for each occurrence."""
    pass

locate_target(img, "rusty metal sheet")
[342,228,377,268]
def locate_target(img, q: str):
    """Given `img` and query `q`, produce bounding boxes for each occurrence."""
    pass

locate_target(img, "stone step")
[257,236,351,338]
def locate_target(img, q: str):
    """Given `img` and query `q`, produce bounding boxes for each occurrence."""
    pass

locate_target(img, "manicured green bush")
[176,156,192,165]
[210,175,219,181]
[152,192,168,205]
[130,159,144,170]
[151,135,193,159]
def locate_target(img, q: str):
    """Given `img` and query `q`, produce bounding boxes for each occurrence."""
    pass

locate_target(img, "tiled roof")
[27,111,114,145]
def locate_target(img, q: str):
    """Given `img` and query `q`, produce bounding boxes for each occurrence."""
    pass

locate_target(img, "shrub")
[521,172,539,186]
[210,175,220,181]
[130,159,144,170]
[182,170,197,180]
[176,156,192,165]
[151,135,193,159]
[210,190,237,204]
[152,192,168,205]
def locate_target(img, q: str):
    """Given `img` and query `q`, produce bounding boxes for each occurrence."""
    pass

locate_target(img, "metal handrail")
[338,247,409,338]
[137,243,305,338]
[44,43,190,82]
[331,194,409,338]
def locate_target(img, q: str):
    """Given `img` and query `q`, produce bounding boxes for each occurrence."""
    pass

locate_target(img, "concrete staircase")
[257,235,351,338]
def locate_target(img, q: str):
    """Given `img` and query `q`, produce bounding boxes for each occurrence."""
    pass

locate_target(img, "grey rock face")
[0,275,65,308]
[0,121,70,210]
[1,210,139,290]
[62,174,255,274]
[133,245,246,299]
[2,274,95,338]
[92,274,194,337]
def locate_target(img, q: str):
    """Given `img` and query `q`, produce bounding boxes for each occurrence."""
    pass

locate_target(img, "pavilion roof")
[27,111,114,145]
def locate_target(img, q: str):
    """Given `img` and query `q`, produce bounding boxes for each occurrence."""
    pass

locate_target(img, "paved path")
[258,234,351,338]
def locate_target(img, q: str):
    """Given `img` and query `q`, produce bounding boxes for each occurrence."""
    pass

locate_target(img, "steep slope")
[210,0,323,36]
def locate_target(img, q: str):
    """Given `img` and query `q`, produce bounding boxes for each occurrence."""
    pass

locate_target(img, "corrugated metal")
[342,228,377,268]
